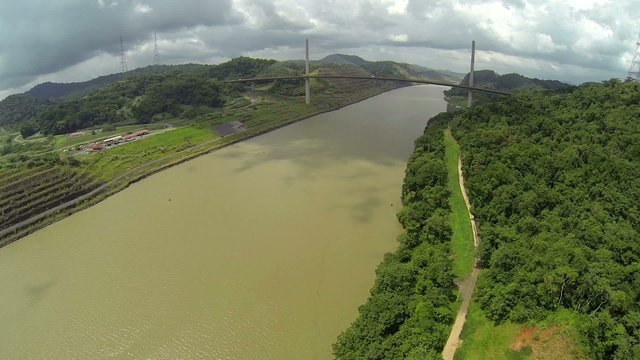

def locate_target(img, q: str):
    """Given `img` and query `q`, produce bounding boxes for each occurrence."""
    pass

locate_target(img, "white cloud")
[1,0,640,99]
[389,34,408,43]
[385,0,408,15]
[134,3,153,14]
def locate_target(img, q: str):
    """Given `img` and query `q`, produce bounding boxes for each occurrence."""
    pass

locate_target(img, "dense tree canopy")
[452,79,640,359]
[336,80,639,360]
[0,57,274,134]
[132,75,223,122]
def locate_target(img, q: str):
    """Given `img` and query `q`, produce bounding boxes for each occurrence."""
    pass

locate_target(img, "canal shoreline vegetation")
[452,80,639,359]
[333,112,459,359]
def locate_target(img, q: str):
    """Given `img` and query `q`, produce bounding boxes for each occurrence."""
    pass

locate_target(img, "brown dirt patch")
[509,326,587,360]
[511,327,536,350]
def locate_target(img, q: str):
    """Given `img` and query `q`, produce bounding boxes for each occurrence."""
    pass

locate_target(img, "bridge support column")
[467,40,475,107]
[251,81,255,92]
[305,39,310,105]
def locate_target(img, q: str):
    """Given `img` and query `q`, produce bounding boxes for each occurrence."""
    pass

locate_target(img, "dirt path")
[442,158,480,360]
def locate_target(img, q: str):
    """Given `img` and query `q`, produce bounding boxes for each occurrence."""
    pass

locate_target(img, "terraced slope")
[0,167,101,233]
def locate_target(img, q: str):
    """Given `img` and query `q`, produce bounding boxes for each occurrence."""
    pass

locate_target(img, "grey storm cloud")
[1,0,639,98]
[0,0,241,88]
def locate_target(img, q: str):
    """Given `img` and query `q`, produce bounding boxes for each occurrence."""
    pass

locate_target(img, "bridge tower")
[628,32,640,81]
[467,40,475,107]
[305,39,310,104]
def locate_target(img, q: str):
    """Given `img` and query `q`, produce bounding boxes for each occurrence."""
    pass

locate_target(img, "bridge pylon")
[467,40,475,107]
[305,39,310,104]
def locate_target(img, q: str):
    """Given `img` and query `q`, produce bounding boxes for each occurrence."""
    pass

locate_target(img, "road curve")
[441,158,480,360]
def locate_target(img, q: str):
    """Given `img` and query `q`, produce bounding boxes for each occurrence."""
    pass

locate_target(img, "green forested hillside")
[444,70,572,105]
[318,54,463,82]
[336,79,639,360]
[447,70,570,93]
[452,79,640,359]
[0,95,51,127]
[24,64,209,100]
[0,55,461,135]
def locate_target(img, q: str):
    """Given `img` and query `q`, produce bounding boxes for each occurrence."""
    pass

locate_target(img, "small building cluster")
[87,129,149,152]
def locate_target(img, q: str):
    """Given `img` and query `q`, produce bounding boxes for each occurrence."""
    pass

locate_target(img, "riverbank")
[333,112,458,359]
[0,84,411,248]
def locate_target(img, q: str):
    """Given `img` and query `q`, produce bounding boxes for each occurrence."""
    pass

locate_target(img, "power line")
[120,36,128,73]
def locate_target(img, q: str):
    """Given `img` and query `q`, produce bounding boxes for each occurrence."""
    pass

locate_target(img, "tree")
[20,124,37,138]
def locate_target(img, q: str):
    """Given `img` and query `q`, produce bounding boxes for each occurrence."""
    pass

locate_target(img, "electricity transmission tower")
[120,36,129,72]
[153,32,160,66]
[628,32,640,81]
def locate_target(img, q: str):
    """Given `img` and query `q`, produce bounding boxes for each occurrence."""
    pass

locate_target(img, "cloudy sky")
[0,0,639,99]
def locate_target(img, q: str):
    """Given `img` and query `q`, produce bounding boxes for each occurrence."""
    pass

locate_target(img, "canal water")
[0,86,446,359]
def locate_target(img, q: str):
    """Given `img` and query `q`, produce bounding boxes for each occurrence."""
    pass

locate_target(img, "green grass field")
[82,126,215,180]
[454,302,524,360]
[444,128,475,278]
[455,303,588,360]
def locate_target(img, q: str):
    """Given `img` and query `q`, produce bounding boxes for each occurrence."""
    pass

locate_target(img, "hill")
[318,54,371,67]
[444,70,572,105]
[318,54,464,83]
[0,64,211,129]
[0,94,51,128]
[0,55,462,132]
[24,64,209,100]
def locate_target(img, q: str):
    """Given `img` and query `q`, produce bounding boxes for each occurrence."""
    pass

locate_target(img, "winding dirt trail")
[442,158,480,360]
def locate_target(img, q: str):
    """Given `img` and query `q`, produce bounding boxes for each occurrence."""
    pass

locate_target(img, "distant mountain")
[0,55,464,132]
[0,64,213,128]
[26,79,117,100]
[317,54,464,83]
[445,70,571,97]
[317,54,371,67]
[24,64,210,101]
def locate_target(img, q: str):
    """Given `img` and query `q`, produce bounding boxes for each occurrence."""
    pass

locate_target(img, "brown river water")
[0,85,445,359]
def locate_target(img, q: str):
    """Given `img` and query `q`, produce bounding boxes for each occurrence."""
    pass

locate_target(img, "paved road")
[442,158,481,360]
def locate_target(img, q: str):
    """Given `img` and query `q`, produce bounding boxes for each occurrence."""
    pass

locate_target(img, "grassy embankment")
[83,126,214,180]
[455,303,588,360]
[443,128,475,278]
[0,167,100,233]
